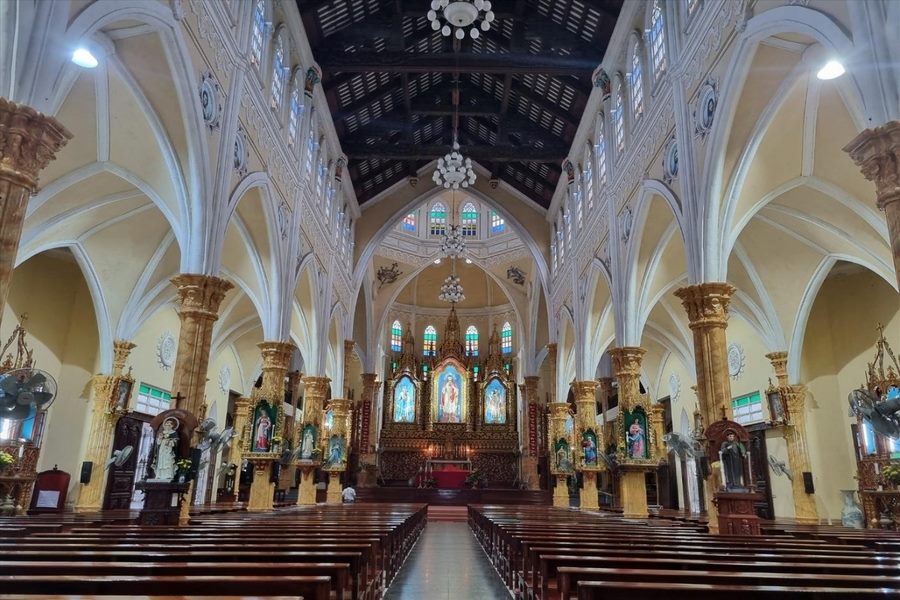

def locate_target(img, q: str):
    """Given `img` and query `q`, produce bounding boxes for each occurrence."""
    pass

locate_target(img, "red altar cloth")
[431,466,470,489]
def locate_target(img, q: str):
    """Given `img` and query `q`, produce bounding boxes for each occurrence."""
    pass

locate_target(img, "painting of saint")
[326,435,346,468]
[483,378,507,425]
[625,409,648,459]
[393,377,416,423]
[554,438,572,472]
[324,408,334,431]
[252,403,275,452]
[582,430,598,467]
[436,364,464,423]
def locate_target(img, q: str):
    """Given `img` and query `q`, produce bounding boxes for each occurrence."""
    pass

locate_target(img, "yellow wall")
[802,267,900,522]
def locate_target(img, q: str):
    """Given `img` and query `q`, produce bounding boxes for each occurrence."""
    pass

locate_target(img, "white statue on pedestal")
[150,417,179,482]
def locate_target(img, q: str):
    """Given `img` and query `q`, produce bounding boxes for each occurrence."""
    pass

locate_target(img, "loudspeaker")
[189,447,202,479]
[270,462,281,484]
[79,461,93,484]
[803,471,815,494]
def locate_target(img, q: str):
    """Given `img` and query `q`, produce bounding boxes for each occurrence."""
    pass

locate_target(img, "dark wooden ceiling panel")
[299,0,622,207]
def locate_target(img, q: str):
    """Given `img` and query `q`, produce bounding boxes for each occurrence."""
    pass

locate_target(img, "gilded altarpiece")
[379,310,519,484]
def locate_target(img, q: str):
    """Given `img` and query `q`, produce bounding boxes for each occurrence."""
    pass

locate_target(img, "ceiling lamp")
[439,274,466,304]
[816,59,845,80]
[440,224,466,258]
[428,0,495,40]
[71,47,99,68]
[432,141,476,190]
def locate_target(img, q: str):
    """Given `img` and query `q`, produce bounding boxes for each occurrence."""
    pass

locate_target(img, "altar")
[426,459,472,489]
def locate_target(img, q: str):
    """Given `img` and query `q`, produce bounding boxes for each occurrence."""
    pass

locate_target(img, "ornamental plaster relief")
[680,0,748,96]
[186,0,238,86]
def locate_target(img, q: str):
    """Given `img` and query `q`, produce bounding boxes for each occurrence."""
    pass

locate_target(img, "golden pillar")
[522,375,541,490]
[597,377,615,454]
[74,340,135,512]
[572,380,601,510]
[343,340,355,397]
[844,122,900,288]
[297,376,330,505]
[324,398,352,504]
[230,396,251,503]
[360,373,378,459]
[766,351,818,524]
[609,347,650,518]
[170,274,233,416]
[245,458,274,513]
[548,401,572,507]
[0,99,72,327]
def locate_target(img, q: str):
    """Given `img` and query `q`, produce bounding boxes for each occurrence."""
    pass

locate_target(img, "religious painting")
[433,362,466,424]
[325,434,346,469]
[252,401,276,453]
[298,423,318,460]
[483,378,507,425]
[112,377,133,412]
[624,408,649,460]
[323,407,334,432]
[565,414,574,436]
[581,429,599,467]
[554,438,572,472]
[393,376,417,423]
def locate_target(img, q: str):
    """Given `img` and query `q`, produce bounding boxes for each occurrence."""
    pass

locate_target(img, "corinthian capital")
[608,347,646,377]
[171,274,234,318]
[673,282,736,328]
[0,98,73,190]
[844,122,900,210]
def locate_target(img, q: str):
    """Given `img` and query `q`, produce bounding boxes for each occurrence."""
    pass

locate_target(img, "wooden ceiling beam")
[316,51,596,76]
[342,141,566,162]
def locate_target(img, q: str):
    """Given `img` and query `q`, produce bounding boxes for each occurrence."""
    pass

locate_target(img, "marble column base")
[247,463,274,512]
[552,475,569,508]
[326,473,342,504]
[297,469,317,505]
[579,471,599,510]
[619,469,648,519]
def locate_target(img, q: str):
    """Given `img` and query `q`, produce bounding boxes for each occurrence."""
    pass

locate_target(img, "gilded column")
[547,343,558,399]
[766,351,818,524]
[597,376,615,499]
[572,380,601,510]
[0,99,72,327]
[548,401,572,507]
[170,274,233,416]
[230,396,251,503]
[609,347,651,518]
[843,122,900,288]
[360,373,378,458]
[74,339,135,512]
[343,340,355,397]
[287,371,302,448]
[673,283,736,428]
[522,375,541,490]
[324,398,351,504]
[297,376,330,505]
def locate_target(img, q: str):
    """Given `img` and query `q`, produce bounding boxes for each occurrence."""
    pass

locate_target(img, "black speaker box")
[803,471,815,494]
[79,461,93,484]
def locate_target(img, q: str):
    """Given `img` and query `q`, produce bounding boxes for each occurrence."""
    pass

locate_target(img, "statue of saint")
[300,427,314,459]
[439,376,460,423]
[150,417,179,481]
[720,430,748,489]
[254,412,272,452]
[627,421,645,459]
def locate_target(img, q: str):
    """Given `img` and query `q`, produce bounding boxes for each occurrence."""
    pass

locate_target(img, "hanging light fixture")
[428,0,495,40]
[440,224,466,258]
[432,140,476,189]
[439,274,466,303]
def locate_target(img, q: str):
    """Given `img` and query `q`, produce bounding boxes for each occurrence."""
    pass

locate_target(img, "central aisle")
[384,519,512,599]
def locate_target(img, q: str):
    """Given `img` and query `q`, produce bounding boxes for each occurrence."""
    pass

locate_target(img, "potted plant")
[271,434,283,453]
[174,458,193,484]
[0,451,13,474]
[882,463,900,488]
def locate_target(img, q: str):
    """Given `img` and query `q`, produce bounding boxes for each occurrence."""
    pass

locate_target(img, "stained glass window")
[461,202,477,236]
[573,182,583,230]
[271,33,287,109]
[390,321,402,352]
[250,0,267,68]
[630,50,644,121]
[595,121,608,185]
[135,382,172,417]
[423,325,437,356]
[649,1,667,79]
[731,391,764,425]
[316,153,327,197]
[501,322,512,354]
[288,77,304,147]
[557,217,565,261]
[304,129,316,180]
[430,202,447,236]
[613,83,625,153]
[465,326,479,356]
[583,150,594,212]
[551,239,558,272]
[490,210,505,234]
[401,212,416,232]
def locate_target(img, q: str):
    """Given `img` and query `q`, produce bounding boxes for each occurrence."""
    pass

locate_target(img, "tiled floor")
[384,521,512,599]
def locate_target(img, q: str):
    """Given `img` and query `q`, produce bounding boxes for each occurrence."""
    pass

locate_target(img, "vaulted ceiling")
[299,0,622,208]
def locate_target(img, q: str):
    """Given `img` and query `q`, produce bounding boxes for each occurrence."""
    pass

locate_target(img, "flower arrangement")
[0,451,13,471]
[271,434,283,445]
[175,458,192,472]
[882,463,900,486]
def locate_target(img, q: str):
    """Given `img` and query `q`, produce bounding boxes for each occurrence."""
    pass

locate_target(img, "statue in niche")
[150,417,179,482]
[720,429,748,490]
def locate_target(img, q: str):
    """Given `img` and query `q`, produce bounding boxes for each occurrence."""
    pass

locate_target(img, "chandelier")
[432,141,476,190]
[439,274,466,303]
[440,224,466,257]
[428,0,495,40]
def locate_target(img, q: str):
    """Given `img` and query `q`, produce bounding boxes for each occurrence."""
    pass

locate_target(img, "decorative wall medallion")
[157,332,177,370]
[506,265,526,285]
[277,199,289,240]
[199,71,222,130]
[668,372,681,402]
[663,137,678,184]
[376,262,402,289]
[694,79,718,138]
[727,342,745,380]
[233,126,248,176]
[218,366,231,393]
[620,206,633,243]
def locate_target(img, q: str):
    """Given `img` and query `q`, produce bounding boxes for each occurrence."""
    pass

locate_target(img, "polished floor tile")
[384,522,512,600]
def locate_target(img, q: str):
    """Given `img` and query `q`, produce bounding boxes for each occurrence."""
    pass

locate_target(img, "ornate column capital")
[548,401,571,419]
[258,340,296,370]
[0,98,73,191]
[546,343,557,364]
[608,346,646,377]
[111,340,136,376]
[765,351,790,388]
[302,375,331,398]
[361,373,378,387]
[171,274,234,320]
[571,379,598,402]
[844,121,900,211]
[673,282,736,329]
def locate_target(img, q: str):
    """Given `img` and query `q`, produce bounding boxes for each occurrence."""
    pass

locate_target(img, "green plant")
[272,434,283,445]
[882,463,900,485]
[175,458,192,472]
[0,451,13,470]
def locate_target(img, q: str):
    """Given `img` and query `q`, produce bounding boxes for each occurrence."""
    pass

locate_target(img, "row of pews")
[0,502,427,599]
[469,505,900,599]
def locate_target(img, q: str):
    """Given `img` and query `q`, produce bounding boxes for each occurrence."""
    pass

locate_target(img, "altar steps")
[427,505,469,522]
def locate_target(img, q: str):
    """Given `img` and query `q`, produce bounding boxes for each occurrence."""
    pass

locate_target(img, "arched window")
[648,1,667,79]
[501,322,512,354]
[287,72,305,147]
[430,202,447,236]
[401,212,416,232]
[564,206,572,245]
[304,128,317,180]
[250,0,268,68]
[315,151,327,197]
[461,202,477,236]
[390,321,402,352]
[423,325,437,356]
[686,0,702,19]
[595,117,608,186]
[583,149,594,212]
[465,326,479,356]
[271,31,287,109]
[629,48,644,121]
[490,210,505,234]
[613,79,625,154]
[557,215,565,261]
[325,179,335,220]
[573,176,583,229]
[551,238,558,272]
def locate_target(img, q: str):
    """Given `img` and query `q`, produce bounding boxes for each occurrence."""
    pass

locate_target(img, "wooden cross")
[172,391,186,409]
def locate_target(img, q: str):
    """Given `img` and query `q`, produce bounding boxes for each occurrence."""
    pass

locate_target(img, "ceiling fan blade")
[16,390,33,406]
[31,390,54,408]
[26,372,47,389]
[3,401,31,421]
[0,374,21,397]
[114,445,134,467]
